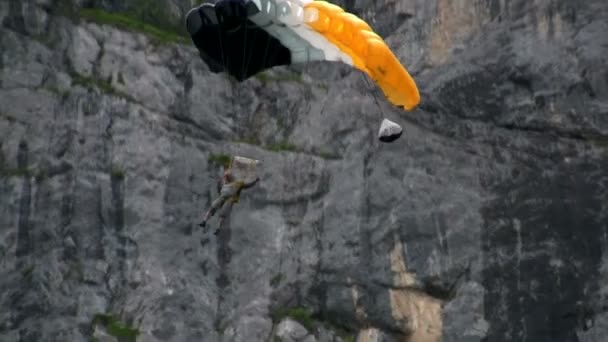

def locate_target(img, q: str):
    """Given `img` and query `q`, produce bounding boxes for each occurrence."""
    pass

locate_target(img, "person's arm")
[241,177,260,189]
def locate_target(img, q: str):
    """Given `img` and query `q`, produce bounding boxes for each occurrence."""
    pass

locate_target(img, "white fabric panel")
[249,3,325,64]
[274,0,354,65]
[290,24,353,64]
[249,0,354,65]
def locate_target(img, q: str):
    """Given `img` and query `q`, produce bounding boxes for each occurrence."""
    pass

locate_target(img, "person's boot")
[199,211,211,228]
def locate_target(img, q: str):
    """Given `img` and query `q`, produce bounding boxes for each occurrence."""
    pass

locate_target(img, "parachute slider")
[378,118,403,143]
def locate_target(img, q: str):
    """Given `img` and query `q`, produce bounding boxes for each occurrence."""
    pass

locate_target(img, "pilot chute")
[378,118,403,143]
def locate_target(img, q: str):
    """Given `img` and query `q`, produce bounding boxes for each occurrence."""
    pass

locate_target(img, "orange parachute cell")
[303,0,420,110]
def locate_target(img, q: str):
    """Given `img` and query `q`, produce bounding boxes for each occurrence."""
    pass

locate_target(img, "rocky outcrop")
[1,0,607,341]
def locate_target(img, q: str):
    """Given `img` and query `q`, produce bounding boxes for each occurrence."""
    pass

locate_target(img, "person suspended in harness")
[199,166,260,233]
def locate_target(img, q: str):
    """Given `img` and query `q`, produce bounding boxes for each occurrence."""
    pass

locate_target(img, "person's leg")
[200,195,227,227]
[219,201,234,219]
[214,200,235,234]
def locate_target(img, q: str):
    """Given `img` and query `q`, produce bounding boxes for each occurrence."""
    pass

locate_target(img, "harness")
[229,180,245,203]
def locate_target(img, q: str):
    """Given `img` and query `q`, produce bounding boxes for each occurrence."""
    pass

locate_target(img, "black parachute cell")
[186,0,292,81]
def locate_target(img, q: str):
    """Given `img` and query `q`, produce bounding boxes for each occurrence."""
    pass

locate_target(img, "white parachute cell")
[378,118,403,143]
[229,156,261,183]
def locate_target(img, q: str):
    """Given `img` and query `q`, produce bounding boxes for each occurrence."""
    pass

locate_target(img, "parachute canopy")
[186,0,420,110]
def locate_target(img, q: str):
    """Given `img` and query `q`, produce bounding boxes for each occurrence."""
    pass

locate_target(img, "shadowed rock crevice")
[108,167,129,289]
[481,157,608,341]
[15,140,31,258]
[4,0,26,35]
[214,214,233,332]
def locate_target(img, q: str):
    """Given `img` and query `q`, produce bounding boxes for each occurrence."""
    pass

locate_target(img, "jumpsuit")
[200,171,259,228]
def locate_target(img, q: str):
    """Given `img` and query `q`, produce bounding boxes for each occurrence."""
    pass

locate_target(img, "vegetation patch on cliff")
[255,71,304,84]
[208,153,232,168]
[271,306,356,341]
[235,138,342,160]
[92,313,140,342]
[0,166,33,178]
[269,273,285,287]
[124,0,187,36]
[79,8,189,45]
[111,165,126,179]
[272,307,315,331]
[581,132,608,151]
[0,112,17,124]
[70,71,133,101]
[267,141,300,153]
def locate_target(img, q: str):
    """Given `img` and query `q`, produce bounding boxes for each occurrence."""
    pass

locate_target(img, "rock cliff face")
[1,0,607,341]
